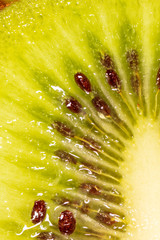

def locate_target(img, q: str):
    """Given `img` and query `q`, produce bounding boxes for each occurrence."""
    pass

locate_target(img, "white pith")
[122,118,160,240]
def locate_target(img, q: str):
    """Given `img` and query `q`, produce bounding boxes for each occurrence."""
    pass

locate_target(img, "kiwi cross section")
[1,0,160,239]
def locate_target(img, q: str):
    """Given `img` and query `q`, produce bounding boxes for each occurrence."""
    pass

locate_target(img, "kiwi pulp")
[1,0,160,239]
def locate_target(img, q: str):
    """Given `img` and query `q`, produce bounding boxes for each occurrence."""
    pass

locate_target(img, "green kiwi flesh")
[1,0,160,239]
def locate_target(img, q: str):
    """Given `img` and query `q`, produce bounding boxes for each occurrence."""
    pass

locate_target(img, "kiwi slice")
[1,0,160,239]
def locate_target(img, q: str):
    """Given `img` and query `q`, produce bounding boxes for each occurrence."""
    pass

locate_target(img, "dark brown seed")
[92,96,110,116]
[97,212,116,226]
[130,74,139,94]
[156,68,160,89]
[31,200,47,224]
[101,54,114,69]
[80,161,97,171]
[58,210,76,235]
[126,50,139,70]
[55,150,77,164]
[37,232,55,240]
[106,69,121,90]
[51,121,74,137]
[82,137,101,152]
[65,97,82,113]
[80,183,101,196]
[74,72,91,93]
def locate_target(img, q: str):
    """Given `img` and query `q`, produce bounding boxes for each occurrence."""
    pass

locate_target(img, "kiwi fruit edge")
[1,0,160,239]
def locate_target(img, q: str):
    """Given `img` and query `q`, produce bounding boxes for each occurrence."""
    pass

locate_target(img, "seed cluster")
[31,200,76,237]
[31,51,148,238]
[100,54,121,91]
[55,149,99,177]
[51,121,102,154]
[30,48,160,238]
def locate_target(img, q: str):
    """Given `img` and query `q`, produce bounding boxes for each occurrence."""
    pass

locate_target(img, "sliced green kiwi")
[1,0,160,239]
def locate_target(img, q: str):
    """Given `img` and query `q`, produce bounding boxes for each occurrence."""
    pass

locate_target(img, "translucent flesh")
[1,0,160,239]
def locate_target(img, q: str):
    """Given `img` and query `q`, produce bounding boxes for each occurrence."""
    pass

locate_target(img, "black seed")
[80,183,101,196]
[130,74,139,95]
[37,232,56,240]
[55,150,77,164]
[51,121,74,137]
[97,212,116,226]
[65,97,82,113]
[106,69,121,90]
[58,210,76,235]
[126,50,139,70]
[101,54,114,69]
[82,137,101,152]
[92,96,110,116]
[74,72,92,93]
[31,200,46,224]
[156,68,160,89]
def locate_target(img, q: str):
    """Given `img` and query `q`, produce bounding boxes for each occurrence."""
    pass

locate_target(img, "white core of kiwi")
[122,118,160,240]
